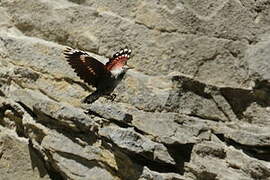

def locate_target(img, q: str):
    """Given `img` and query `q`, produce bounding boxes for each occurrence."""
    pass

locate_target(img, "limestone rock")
[99,126,176,165]
[0,0,270,179]
[0,128,50,180]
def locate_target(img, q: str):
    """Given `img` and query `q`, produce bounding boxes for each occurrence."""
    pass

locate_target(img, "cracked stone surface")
[1,0,270,179]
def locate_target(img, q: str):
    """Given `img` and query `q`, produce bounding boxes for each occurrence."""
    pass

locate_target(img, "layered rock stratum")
[1,0,270,179]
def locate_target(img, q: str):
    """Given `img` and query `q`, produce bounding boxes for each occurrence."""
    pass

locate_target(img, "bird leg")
[81,96,92,104]
[105,93,117,101]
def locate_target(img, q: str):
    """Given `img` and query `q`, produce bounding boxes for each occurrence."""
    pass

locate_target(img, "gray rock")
[246,36,270,81]
[115,70,172,112]
[40,133,118,180]
[33,99,98,132]
[185,139,253,180]
[226,147,270,180]
[0,0,270,179]
[1,0,255,87]
[0,128,50,180]
[131,110,210,145]
[99,126,176,165]
[212,122,270,146]
[0,97,122,179]
[165,74,236,122]
[139,167,185,180]
[85,102,133,124]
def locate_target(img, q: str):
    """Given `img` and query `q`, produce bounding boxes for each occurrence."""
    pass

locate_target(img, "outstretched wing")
[105,48,132,70]
[63,48,111,87]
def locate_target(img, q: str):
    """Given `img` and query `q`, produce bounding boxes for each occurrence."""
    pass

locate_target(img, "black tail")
[82,91,101,104]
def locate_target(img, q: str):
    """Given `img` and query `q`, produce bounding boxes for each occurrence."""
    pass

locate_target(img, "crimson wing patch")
[105,48,132,70]
[63,48,111,87]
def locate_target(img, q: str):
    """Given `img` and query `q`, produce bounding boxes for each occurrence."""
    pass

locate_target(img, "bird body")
[63,47,132,103]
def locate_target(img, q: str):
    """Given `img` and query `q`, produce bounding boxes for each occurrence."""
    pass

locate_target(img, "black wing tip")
[63,47,90,59]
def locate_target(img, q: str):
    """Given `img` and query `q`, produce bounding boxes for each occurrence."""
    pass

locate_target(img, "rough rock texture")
[1,0,270,179]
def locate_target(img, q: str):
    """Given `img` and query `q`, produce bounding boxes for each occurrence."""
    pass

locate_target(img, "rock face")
[0,0,270,179]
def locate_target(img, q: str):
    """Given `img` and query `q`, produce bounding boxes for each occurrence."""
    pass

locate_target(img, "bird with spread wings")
[63,47,132,103]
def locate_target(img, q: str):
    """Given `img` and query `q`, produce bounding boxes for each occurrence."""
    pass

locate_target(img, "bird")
[63,47,132,104]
